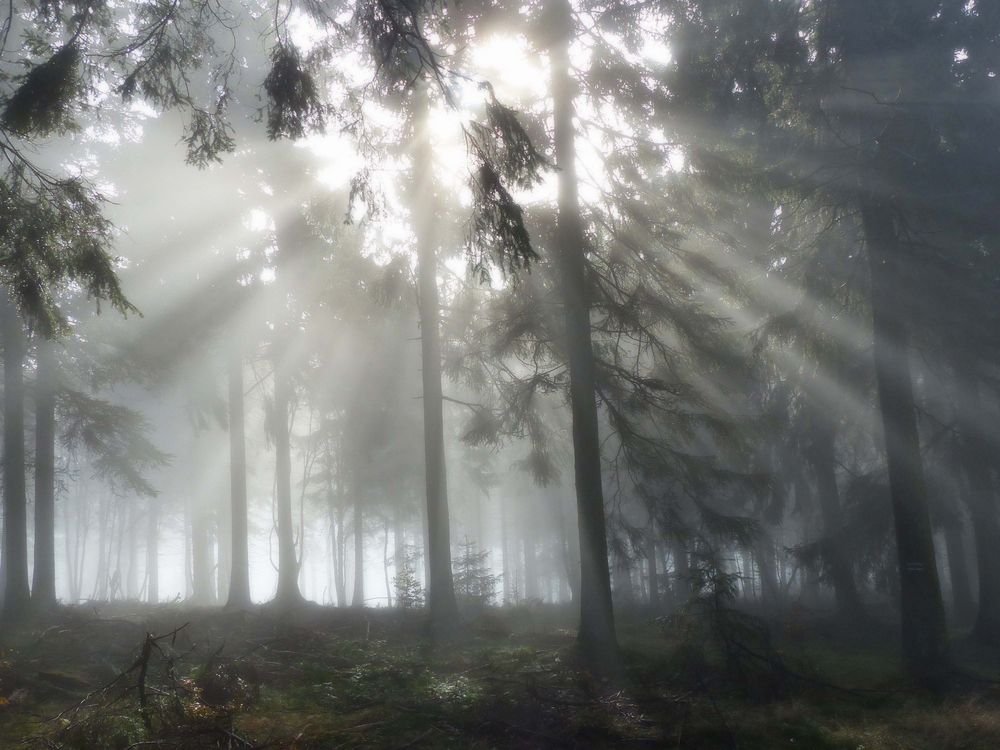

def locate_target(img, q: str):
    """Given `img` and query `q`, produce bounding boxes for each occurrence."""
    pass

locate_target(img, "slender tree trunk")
[146,499,159,604]
[523,499,538,601]
[411,84,458,631]
[183,492,192,599]
[31,337,57,608]
[806,419,866,620]
[227,344,251,608]
[1,291,29,620]
[64,492,77,603]
[127,501,139,599]
[334,502,346,606]
[394,503,406,604]
[94,494,108,600]
[352,499,364,607]
[190,500,214,604]
[272,344,302,605]
[383,516,392,607]
[500,492,511,603]
[862,199,948,681]
[550,0,617,660]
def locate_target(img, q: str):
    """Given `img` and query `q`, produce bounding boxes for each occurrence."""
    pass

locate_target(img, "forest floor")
[1,602,999,749]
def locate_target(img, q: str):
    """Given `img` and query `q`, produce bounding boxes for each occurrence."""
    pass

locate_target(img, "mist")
[1,1,999,748]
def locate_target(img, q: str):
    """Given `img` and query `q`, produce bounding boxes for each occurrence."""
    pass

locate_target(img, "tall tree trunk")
[862,199,948,681]
[227,344,251,608]
[64,491,78,603]
[272,344,302,605]
[1,291,29,620]
[411,84,458,631]
[31,337,57,608]
[550,0,617,660]
[951,357,1000,643]
[500,492,511,603]
[126,501,139,599]
[394,503,406,604]
[94,494,109,600]
[383,516,392,607]
[146,499,159,604]
[523,497,539,601]
[352,499,364,607]
[806,418,866,620]
[334,502,346,606]
[190,499,214,604]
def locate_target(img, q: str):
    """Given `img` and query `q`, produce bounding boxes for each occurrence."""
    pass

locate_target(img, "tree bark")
[2,290,29,620]
[31,337,57,608]
[862,199,948,681]
[226,343,252,608]
[550,0,618,661]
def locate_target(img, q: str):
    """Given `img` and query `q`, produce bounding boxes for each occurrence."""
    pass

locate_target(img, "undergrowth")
[0,603,997,749]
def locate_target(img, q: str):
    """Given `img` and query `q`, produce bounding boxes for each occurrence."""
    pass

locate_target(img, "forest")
[0,0,999,748]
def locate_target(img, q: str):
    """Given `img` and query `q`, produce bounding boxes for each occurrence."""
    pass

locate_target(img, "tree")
[1,290,29,620]
[408,83,459,631]
[548,0,617,660]
[31,337,58,608]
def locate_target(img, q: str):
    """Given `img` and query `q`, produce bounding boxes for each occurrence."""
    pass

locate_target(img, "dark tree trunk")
[226,344,251,608]
[550,0,617,661]
[411,85,458,631]
[862,199,948,682]
[2,291,29,620]
[806,419,866,620]
[31,338,57,608]
[272,345,302,605]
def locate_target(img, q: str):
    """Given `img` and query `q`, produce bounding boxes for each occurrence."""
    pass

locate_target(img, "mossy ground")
[1,603,998,748]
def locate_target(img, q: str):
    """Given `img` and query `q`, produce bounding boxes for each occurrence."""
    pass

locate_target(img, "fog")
[1,1,999,746]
